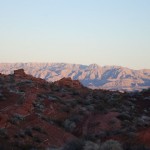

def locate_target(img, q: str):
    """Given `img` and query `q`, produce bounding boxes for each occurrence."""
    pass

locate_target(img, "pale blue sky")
[0,0,150,69]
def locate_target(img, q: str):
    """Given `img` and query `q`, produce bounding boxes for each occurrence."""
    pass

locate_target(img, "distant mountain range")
[0,63,150,91]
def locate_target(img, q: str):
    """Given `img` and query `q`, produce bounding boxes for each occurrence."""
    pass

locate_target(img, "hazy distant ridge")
[0,63,150,91]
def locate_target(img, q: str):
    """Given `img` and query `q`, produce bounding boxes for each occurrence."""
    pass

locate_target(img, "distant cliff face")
[0,63,150,91]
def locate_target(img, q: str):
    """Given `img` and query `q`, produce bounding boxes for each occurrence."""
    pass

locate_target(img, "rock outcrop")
[14,69,25,76]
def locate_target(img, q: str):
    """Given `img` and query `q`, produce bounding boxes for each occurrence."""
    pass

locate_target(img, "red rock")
[14,69,25,76]
[137,128,150,147]
[0,69,150,149]
[55,77,83,88]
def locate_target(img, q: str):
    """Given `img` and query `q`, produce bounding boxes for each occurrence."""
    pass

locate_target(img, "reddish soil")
[0,69,150,149]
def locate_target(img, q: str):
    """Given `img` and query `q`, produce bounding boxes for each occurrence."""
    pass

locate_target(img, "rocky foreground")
[0,69,150,150]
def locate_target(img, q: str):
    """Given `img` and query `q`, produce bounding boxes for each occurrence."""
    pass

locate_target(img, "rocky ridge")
[0,63,150,91]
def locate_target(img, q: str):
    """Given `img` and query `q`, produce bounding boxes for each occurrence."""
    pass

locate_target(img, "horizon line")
[0,62,150,71]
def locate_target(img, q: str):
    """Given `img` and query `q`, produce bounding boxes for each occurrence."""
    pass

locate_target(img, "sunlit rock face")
[0,63,150,91]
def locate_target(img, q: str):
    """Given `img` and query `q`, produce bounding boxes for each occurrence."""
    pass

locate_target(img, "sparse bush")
[0,128,9,139]
[85,131,107,140]
[25,128,33,137]
[83,141,100,150]
[19,130,25,138]
[18,96,25,104]
[33,136,42,143]
[123,143,150,150]
[95,102,106,112]
[9,113,25,124]
[46,147,62,150]
[14,113,25,120]
[84,134,96,141]
[86,105,95,111]
[72,90,80,96]
[117,112,131,121]
[63,119,76,132]
[9,75,15,83]
[32,126,42,132]
[18,144,36,150]
[0,93,4,100]
[62,139,84,150]
[69,100,78,108]
[100,140,123,150]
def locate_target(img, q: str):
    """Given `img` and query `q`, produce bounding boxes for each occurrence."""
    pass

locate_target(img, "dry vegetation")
[0,69,150,150]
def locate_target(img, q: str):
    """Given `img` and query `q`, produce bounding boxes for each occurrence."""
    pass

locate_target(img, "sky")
[0,0,150,69]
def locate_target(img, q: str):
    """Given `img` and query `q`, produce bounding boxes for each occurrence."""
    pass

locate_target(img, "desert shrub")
[94,102,106,112]
[0,128,9,139]
[25,128,33,137]
[9,75,15,83]
[9,118,18,124]
[69,100,78,108]
[84,134,97,141]
[46,147,62,150]
[86,105,95,111]
[32,126,42,133]
[62,139,84,150]
[70,115,83,123]
[123,143,150,150]
[14,113,25,120]
[9,114,25,124]
[0,143,13,150]
[33,136,42,143]
[100,140,123,150]
[51,85,61,92]
[18,130,25,138]
[18,96,25,104]
[63,119,76,132]
[72,90,80,96]
[18,144,37,150]
[0,93,5,101]
[83,141,100,150]
[34,102,45,110]
[61,105,70,113]
[117,113,132,121]
[82,99,92,106]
